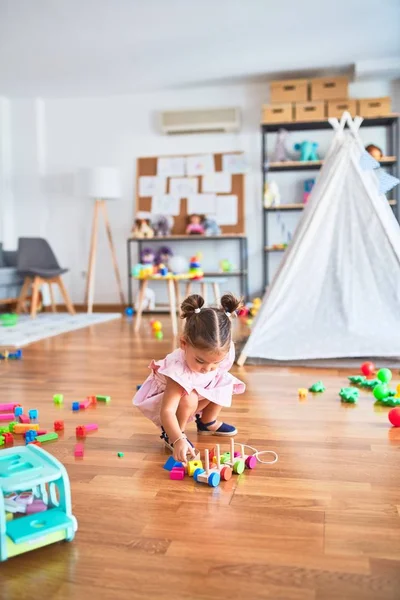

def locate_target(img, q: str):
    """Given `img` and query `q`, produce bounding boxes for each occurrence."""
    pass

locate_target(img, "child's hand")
[173,438,196,465]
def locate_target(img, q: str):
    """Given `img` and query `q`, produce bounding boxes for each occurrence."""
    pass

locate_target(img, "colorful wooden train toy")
[164,440,258,487]
[0,445,78,561]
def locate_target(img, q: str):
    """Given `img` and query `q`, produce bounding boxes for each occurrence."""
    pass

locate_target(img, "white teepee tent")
[238,112,400,364]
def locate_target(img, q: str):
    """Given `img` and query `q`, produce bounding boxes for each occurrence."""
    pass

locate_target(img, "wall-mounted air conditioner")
[160,107,241,134]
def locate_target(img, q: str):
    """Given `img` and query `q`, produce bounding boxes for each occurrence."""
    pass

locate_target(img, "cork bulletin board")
[135,152,245,235]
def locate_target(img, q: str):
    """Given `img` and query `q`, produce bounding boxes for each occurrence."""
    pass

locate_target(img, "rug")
[0,313,121,348]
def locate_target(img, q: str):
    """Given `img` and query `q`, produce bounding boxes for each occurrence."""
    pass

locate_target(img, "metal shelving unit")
[127,235,249,310]
[262,114,400,289]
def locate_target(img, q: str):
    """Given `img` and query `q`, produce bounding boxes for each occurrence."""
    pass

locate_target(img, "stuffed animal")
[186,214,205,235]
[263,180,280,207]
[294,141,319,162]
[272,129,289,162]
[203,217,221,236]
[140,247,155,265]
[152,215,173,237]
[131,212,154,238]
[155,246,173,267]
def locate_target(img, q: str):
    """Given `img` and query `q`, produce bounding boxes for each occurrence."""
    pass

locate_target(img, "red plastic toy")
[54,420,64,432]
[2,433,13,445]
[388,407,400,427]
[361,361,375,376]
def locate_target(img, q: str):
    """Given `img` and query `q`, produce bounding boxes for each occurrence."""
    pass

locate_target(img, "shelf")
[128,234,246,242]
[261,114,399,133]
[264,203,305,211]
[266,157,397,172]
[130,271,246,279]
[264,246,287,252]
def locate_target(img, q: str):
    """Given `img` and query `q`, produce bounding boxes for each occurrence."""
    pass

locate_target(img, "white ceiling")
[0,0,399,97]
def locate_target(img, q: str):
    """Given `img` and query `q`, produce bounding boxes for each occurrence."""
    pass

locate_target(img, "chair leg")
[167,279,178,337]
[134,279,148,333]
[16,277,31,314]
[56,276,75,315]
[200,282,207,305]
[185,282,192,297]
[212,282,221,306]
[174,280,182,315]
[49,283,57,312]
[30,277,41,319]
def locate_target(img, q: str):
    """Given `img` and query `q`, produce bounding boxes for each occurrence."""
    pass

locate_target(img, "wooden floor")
[1,316,400,600]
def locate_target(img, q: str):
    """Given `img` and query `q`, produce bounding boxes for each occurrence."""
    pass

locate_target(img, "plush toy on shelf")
[140,247,155,266]
[365,144,383,161]
[131,212,154,238]
[186,214,205,235]
[203,217,221,237]
[303,178,315,204]
[294,141,319,162]
[263,180,281,208]
[189,255,204,279]
[272,128,290,162]
[155,246,173,268]
[151,215,173,237]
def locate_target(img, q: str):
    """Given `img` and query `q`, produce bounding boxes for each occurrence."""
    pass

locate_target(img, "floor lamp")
[83,167,126,313]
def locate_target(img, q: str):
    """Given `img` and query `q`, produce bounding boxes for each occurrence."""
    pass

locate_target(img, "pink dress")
[133,342,245,427]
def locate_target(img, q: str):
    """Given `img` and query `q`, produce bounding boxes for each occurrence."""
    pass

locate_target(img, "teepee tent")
[238,112,400,364]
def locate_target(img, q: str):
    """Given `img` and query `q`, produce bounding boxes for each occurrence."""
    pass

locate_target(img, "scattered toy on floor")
[298,388,308,399]
[361,361,375,376]
[309,381,326,393]
[388,407,400,427]
[339,387,359,403]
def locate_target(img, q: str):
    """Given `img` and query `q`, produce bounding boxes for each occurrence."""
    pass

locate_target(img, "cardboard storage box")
[311,77,348,101]
[262,103,293,124]
[327,99,357,118]
[295,101,325,122]
[358,97,391,117]
[270,79,308,104]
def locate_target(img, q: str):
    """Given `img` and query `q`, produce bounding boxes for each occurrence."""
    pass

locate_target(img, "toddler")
[133,293,245,463]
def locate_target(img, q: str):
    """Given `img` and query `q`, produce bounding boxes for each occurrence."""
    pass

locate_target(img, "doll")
[152,215,173,237]
[140,247,155,265]
[132,214,154,239]
[365,144,383,161]
[186,214,205,235]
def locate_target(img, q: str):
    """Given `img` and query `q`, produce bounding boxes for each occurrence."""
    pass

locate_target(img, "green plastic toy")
[377,368,392,384]
[360,379,379,390]
[309,381,325,393]
[373,384,389,401]
[339,387,359,403]
[348,375,366,385]
[0,314,18,327]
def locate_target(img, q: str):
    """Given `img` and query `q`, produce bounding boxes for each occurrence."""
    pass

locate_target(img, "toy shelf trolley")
[126,234,249,310]
[262,115,399,289]
[0,445,77,561]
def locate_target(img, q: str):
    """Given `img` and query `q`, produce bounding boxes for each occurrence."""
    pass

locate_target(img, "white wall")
[0,98,15,248]
[6,77,399,303]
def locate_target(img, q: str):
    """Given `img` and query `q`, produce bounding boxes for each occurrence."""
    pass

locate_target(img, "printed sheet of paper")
[202,172,232,193]
[151,195,181,216]
[187,194,217,215]
[157,156,186,177]
[169,177,198,198]
[138,176,166,198]
[222,153,247,174]
[186,154,215,176]
[214,195,238,225]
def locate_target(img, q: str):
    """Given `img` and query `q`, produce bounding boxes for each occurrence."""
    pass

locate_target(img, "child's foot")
[160,428,195,453]
[195,414,237,436]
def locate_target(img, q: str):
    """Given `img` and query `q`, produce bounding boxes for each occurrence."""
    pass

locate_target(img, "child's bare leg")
[176,391,198,432]
[198,400,223,431]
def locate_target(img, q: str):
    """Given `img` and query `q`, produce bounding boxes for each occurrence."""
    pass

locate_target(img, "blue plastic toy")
[294,141,319,162]
[14,407,23,417]
[24,430,37,443]
[125,307,135,317]
[0,445,78,561]
[71,402,80,412]
[28,409,38,420]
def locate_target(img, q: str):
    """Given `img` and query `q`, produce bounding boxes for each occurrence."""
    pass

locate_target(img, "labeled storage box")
[262,103,293,124]
[311,77,348,101]
[357,97,391,117]
[326,99,357,118]
[270,79,308,104]
[294,101,325,122]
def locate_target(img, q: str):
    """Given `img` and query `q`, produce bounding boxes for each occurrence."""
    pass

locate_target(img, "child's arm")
[160,377,195,464]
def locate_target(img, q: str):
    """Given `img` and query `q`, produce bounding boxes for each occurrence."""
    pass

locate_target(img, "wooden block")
[310,76,348,101]
[294,101,325,122]
[326,99,358,118]
[262,103,293,124]
[358,97,391,117]
[270,79,308,103]
[170,467,185,480]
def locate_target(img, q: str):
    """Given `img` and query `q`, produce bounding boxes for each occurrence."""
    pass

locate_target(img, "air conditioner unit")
[160,107,241,134]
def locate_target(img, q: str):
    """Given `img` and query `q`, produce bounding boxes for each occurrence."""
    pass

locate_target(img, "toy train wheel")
[193,468,205,482]
[207,472,220,487]
[245,455,257,469]
[220,466,232,481]
[233,460,245,475]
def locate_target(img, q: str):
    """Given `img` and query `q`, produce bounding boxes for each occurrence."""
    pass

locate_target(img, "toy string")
[237,443,279,465]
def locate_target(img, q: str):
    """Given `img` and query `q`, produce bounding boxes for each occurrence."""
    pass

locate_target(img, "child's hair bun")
[220,293,243,315]
[181,294,205,319]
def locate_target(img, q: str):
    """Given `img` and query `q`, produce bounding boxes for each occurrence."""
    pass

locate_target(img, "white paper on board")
[138,176,167,197]
[187,194,217,215]
[222,153,247,174]
[202,172,232,193]
[214,195,238,225]
[186,154,215,176]
[169,177,199,198]
[157,157,186,177]
[151,195,181,216]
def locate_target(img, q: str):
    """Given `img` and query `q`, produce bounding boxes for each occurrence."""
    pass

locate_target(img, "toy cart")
[0,445,77,561]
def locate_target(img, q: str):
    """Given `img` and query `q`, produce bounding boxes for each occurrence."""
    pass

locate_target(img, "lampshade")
[81,167,121,199]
